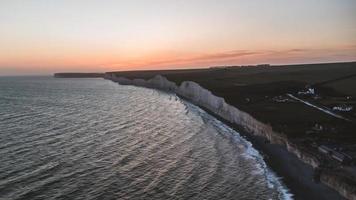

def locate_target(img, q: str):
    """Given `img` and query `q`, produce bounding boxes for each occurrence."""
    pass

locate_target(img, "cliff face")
[321,170,356,200]
[105,73,354,200]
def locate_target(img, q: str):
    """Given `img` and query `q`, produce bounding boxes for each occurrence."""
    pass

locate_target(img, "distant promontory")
[54,73,104,78]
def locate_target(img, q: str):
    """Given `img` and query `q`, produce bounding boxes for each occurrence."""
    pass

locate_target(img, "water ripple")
[0,77,291,200]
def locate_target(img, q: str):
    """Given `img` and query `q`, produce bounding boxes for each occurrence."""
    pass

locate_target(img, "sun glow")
[0,0,355,75]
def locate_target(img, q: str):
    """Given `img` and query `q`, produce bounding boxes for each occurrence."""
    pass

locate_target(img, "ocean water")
[0,77,292,200]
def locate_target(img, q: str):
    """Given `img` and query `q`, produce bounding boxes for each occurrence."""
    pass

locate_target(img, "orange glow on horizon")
[1,45,356,74]
[1,1,356,75]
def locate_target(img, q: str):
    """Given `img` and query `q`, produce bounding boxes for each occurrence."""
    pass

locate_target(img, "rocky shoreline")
[104,73,355,200]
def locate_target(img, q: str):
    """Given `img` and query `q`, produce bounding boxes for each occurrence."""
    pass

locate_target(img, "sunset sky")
[1,0,356,75]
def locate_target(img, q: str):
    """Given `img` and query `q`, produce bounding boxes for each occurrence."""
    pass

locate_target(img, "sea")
[0,76,292,200]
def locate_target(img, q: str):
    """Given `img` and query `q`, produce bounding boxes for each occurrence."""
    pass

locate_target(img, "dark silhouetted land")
[54,73,104,78]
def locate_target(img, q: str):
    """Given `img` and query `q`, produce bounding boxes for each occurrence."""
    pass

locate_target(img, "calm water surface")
[0,77,291,200]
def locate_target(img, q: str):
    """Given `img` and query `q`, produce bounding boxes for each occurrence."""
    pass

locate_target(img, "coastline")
[104,74,347,200]
[179,95,345,200]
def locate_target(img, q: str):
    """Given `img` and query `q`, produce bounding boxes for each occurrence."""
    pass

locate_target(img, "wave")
[183,98,293,200]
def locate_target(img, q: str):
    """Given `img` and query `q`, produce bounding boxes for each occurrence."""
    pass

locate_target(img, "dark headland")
[54,73,104,78]
[100,62,356,200]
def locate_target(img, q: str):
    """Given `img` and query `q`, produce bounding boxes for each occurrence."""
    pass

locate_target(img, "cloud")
[108,50,262,69]
[149,50,261,65]
[102,46,356,71]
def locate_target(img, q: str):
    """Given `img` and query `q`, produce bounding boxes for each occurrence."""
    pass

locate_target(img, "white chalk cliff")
[105,73,356,200]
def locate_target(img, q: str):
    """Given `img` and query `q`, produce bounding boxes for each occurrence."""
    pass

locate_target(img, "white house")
[298,87,315,95]
[332,105,353,112]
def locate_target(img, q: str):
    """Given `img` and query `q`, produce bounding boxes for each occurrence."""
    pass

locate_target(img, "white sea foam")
[182,98,294,200]
[109,75,295,200]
